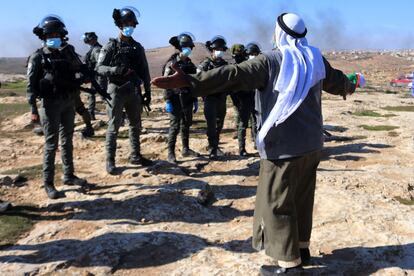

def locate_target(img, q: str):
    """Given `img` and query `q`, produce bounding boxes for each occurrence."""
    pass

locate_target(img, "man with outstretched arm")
[152,13,364,275]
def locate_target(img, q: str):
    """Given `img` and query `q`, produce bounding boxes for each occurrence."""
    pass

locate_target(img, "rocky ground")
[0,52,413,275]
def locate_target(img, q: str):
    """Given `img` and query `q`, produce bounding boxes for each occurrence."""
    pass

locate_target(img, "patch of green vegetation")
[0,80,27,98]
[118,130,130,139]
[2,164,47,181]
[384,90,398,94]
[0,215,34,246]
[359,125,399,131]
[0,102,30,120]
[395,196,414,206]
[2,164,63,181]
[388,131,399,137]
[399,94,413,99]
[382,106,414,112]
[352,110,383,117]
[2,80,27,91]
[352,110,397,118]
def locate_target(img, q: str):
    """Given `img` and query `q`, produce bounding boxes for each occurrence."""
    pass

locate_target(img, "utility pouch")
[39,78,54,99]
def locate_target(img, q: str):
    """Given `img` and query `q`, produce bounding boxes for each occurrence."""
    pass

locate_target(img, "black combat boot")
[239,148,248,157]
[63,174,87,186]
[209,148,218,160]
[168,151,177,164]
[129,155,154,166]
[260,265,304,275]
[44,182,60,199]
[182,147,200,157]
[181,136,200,158]
[81,125,94,138]
[106,159,116,175]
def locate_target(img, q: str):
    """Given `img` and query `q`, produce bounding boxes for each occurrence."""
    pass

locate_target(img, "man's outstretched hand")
[151,62,191,89]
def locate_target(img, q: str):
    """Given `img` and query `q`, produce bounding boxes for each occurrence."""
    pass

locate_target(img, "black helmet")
[33,15,68,40]
[82,32,98,44]
[230,44,246,57]
[169,32,195,50]
[113,6,140,28]
[206,35,228,52]
[245,42,261,56]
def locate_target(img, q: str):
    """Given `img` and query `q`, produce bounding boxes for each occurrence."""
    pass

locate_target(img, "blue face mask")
[46,38,62,49]
[181,47,192,57]
[122,26,135,37]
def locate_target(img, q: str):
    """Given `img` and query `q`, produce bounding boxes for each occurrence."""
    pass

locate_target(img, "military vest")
[108,38,142,85]
[38,46,78,98]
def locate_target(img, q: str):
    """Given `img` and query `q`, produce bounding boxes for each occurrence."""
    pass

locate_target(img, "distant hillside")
[4,46,412,84]
[0,58,27,74]
[0,43,229,78]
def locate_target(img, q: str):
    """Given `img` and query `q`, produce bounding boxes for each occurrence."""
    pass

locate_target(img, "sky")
[1,0,414,57]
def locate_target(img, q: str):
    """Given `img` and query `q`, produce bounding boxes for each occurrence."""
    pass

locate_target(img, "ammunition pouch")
[39,78,54,99]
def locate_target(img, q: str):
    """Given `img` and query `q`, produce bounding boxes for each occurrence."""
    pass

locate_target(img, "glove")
[143,91,151,106]
[193,98,198,113]
[31,113,39,123]
[30,105,39,123]
[165,100,173,113]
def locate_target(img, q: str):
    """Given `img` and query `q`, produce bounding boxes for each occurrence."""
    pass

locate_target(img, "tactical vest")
[201,57,228,71]
[108,38,142,85]
[38,48,77,99]
[163,54,197,98]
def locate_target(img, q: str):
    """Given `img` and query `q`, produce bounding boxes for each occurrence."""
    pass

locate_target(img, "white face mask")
[214,50,224,59]
[249,55,256,60]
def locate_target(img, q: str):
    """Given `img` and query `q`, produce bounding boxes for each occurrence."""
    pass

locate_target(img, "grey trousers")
[204,93,227,150]
[39,97,76,183]
[252,150,321,268]
[105,82,142,161]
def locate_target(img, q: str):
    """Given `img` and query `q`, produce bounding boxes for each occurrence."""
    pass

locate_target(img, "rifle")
[60,44,112,107]
[125,69,151,115]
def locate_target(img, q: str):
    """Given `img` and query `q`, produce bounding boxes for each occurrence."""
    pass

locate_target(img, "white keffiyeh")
[257,13,326,158]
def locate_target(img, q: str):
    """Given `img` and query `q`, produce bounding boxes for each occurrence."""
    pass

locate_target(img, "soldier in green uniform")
[198,36,229,159]
[229,44,255,156]
[28,15,87,199]
[96,6,153,175]
[82,31,107,120]
[163,33,200,163]
[245,42,261,148]
[152,13,364,274]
